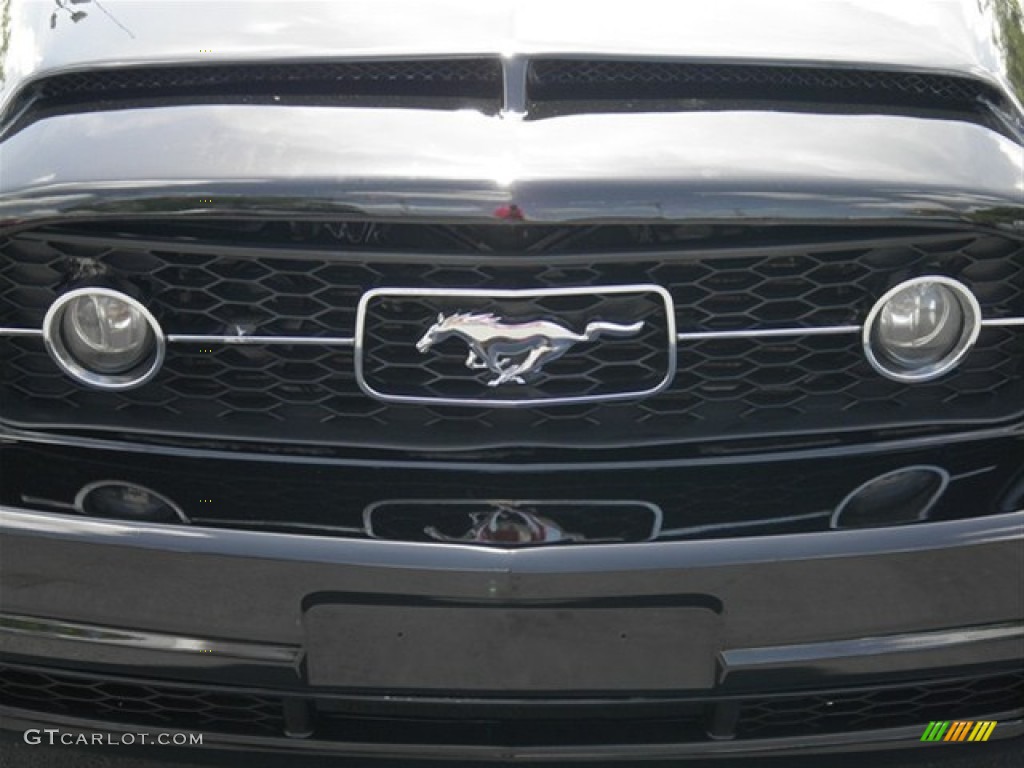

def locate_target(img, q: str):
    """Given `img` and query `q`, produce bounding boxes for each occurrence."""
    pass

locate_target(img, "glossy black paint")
[1,505,1022,684]
[0,2,1021,231]
[1,468,1023,756]
[2,103,1022,230]
[1,0,1023,759]
[2,438,1023,681]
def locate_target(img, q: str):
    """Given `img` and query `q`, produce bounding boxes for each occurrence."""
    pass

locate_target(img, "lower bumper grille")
[0,666,284,737]
[2,664,1022,747]
[737,671,1024,739]
[1,223,1022,451]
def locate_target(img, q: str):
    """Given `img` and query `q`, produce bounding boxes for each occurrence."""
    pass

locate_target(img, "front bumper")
[1,435,1022,759]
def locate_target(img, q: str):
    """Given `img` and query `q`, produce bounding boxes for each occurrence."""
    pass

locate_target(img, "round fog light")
[863,276,981,383]
[864,278,983,382]
[43,288,164,389]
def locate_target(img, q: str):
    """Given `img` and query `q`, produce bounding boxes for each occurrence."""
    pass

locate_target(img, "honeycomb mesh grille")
[1,224,1022,450]
[528,59,1005,108]
[738,670,1024,738]
[1,59,505,131]
[0,666,285,735]
[13,58,1006,114]
[33,59,503,100]
[6,56,1011,136]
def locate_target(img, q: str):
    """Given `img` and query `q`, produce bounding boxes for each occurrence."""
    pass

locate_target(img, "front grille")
[2,664,1022,746]
[1,223,1023,451]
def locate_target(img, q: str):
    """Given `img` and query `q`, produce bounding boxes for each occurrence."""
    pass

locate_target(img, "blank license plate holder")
[305,602,718,691]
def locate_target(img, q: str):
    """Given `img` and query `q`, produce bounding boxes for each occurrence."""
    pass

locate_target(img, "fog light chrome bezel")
[74,480,189,524]
[831,465,950,530]
[42,288,165,390]
[862,276,981,383]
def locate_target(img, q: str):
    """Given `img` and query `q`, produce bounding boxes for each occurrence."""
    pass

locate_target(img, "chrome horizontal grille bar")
[4,318,1023,344]
[164,334,356,347]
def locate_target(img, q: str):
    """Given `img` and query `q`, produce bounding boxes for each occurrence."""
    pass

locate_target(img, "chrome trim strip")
[103,317,1024,347]
[19,495,77,511]
[165,334,355,346]
[659,510,831,538]
[676,325,861,341]
[500,55,529,117]
[0,613,300,664]
[5,315,1024,348]
[720,622,1024,674]
[949,465,998,481]
[147,316,1024,346]
[190,518,366,535]
[2,506,1022,569]
[354,285,678,408]
[4,308,1023,353]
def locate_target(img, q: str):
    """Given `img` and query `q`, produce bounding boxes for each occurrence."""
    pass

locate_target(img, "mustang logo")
[415,312,645,387]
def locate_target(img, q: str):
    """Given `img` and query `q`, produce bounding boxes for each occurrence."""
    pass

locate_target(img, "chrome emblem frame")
[355,285,676,407]
[364,499,664,546]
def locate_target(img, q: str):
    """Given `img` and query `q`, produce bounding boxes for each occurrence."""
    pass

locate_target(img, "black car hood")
[0,0,1020,229]
[1,0,1021,112]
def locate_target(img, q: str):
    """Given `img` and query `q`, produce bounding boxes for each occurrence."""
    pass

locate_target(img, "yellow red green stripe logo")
[921,721,997,742]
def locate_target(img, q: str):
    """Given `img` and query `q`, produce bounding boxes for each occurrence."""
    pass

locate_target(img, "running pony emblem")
[416,312,645,387]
